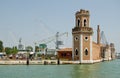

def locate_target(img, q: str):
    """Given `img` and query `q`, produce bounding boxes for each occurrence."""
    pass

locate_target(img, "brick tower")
[72,9,93,63]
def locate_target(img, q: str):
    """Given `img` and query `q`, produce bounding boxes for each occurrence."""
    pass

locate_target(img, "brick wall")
[92,42,101,60]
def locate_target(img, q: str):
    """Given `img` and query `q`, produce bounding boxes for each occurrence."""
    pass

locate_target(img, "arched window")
[75,49,78,55]
[78,19,80,27]
[85,49,88,55]
[84,19,87,26]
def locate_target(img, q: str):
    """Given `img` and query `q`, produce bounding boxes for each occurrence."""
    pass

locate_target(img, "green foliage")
[12,46,18,54]
[0,40,3,52]
[5,47,12,55]
[5,46,18,55]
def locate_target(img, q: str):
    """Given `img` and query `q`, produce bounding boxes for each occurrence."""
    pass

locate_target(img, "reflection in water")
[71,63,102,78]
[71,60,120,78]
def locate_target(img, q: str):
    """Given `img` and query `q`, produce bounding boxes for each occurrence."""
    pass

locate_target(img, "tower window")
[84,19,87,26]
[85,49,88,55]
[75,36,79,41]
[78,19,80,27]
[84,36,88,41]
[75,49,78,55]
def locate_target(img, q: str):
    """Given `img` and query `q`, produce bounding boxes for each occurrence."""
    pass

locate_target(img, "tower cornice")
[72,27,93,34]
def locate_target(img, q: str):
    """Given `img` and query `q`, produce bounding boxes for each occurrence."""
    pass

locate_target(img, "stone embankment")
[0,60,80,65]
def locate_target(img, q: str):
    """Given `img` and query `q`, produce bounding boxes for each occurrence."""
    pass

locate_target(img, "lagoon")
[0,59,120,78]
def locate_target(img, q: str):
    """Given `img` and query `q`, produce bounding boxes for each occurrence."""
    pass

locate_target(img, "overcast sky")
[0,0,120,52]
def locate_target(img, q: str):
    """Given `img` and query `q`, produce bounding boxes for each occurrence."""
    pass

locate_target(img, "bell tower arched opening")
[78,19,80,27]
[84,19,87,27]
[75,49,78,55]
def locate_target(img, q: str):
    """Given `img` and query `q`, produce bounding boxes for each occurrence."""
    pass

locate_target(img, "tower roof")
[76,9,89,16]
[57,48,72,52]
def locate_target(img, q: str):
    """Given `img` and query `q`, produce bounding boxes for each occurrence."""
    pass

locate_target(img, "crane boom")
[34,32,68,49]
[100,31,108,46]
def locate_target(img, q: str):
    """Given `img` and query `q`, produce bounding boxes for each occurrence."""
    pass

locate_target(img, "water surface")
[0,59,120,78]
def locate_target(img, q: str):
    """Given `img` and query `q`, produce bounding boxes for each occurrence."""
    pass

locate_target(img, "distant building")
[101,45,112,61]
[46,49,56,55]
[38,48,56,56]
[110,43,115,59]
[57,48,72,60]
[18,38,24,51]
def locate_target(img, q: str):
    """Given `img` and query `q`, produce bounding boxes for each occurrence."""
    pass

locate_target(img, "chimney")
[97,25,100,44]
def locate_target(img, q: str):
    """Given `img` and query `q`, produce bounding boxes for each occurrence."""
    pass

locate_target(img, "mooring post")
[57,58,60,65]
[26,57,29,65]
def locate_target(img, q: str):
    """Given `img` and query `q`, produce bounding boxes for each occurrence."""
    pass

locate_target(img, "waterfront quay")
[0,60,79,65]
[0,59,119,78]
[0,58,112,65]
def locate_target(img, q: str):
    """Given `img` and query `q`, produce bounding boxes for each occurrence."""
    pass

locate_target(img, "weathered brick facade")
[72,9,93,63]
[57,9,115,63]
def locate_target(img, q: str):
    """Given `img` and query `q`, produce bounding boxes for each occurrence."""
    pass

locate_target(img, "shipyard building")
[58,9,115,63]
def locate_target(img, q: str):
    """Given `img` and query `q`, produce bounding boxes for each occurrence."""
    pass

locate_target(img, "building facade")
[72,9,94,63]
[57,9,115,63]
[57,48,72,60]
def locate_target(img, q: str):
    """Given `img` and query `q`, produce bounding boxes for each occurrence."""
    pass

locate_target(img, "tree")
[5,46,18,55]
[11,46,18,54]
[5,47,12,55]
[0,40,3,52]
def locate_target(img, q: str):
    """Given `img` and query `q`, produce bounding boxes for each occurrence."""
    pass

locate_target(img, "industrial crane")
[34,32,68,50]
[55,32,68,49]
[100,31,108,46]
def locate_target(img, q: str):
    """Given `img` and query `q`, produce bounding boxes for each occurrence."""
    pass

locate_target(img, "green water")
[0,60,120,78]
